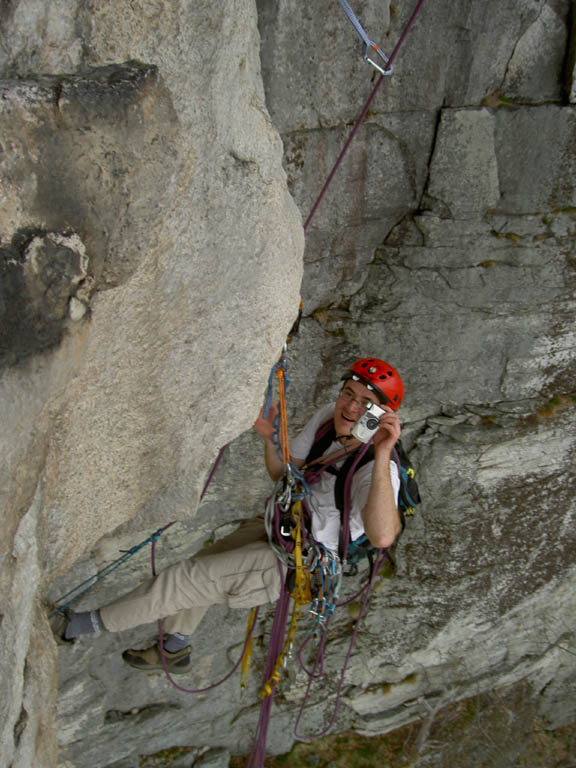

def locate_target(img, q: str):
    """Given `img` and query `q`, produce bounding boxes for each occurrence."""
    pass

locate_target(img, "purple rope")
[154,607,260,694]
[303,0,427,232]
[304,448,349,486]
[247,562,291,768]
[340,440,373,561]
[336,579,371,608]
[297,630,328,680]
[200,444,229,501]
[293,550,386,741]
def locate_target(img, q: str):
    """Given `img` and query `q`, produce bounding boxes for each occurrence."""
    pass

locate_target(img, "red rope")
[303,0,427,232]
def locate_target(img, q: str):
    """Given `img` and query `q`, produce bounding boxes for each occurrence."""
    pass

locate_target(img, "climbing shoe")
[48,606,75,646]
[122,642,192,674]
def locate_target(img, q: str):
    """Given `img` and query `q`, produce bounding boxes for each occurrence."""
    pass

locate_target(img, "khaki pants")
[99,517,282,635]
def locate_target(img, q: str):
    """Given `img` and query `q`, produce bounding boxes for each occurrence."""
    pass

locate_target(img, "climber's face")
[334,379,380,439]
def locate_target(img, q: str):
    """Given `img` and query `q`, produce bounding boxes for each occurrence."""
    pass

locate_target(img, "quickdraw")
[259,515,309,700]
[307,543,342,630]
[338,0,393,76]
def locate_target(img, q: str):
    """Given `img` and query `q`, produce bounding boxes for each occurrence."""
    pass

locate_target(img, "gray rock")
[194,748,231,768]
[501,1,569,104]
[0,231,89,367]
[1,1,575,767]
[426,108,500,219]
[0,4,302,768]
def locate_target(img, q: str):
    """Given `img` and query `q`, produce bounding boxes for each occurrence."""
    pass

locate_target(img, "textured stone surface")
[1,0,576,767]
[0,3,302,768]
[257,0,570,131]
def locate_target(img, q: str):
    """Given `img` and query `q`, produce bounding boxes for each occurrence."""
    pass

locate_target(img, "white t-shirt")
[290,403,400,552]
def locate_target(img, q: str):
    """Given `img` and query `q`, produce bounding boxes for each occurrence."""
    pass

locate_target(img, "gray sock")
[164,633,191,653]
[64,610,104,639]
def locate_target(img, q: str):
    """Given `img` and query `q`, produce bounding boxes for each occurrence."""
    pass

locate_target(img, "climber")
[50,357,403,674]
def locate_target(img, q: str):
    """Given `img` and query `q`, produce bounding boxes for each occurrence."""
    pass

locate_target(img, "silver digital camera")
[351,402,385,442]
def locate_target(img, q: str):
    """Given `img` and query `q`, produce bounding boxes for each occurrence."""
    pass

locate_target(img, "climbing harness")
[338,0,393,76]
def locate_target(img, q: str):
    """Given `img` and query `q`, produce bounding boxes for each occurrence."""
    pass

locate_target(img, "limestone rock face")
[0,4,303,768]
[1,1,576,767]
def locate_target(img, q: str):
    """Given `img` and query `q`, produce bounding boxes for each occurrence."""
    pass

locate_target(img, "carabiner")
[362,41,393,77]
[338,0,394,77]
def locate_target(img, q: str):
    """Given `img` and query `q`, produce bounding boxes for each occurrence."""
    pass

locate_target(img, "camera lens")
[366,418,379,430]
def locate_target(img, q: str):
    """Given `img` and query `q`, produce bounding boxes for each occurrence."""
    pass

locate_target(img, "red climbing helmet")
[342,357,404,410]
